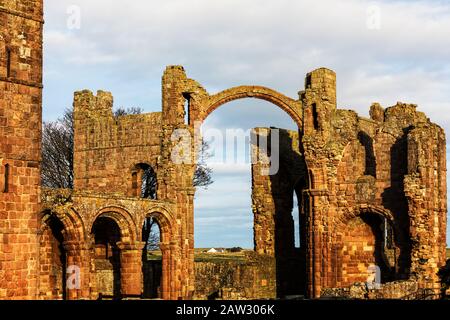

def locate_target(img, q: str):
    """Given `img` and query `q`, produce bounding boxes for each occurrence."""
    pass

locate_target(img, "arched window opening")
[358,131,376,177]
[142,216,162,299]
[131,164,157,199]
[92,217,122,299]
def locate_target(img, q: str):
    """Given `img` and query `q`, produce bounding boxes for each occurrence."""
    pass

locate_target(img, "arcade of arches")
[0,1,446,299]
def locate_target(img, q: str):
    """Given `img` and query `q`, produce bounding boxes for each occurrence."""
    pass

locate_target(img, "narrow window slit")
[312,103,319,130]
[183,93,191,125]
[4,164,10,193]
[6,48,11,78]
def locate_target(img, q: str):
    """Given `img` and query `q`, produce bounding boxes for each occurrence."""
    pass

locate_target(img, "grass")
[145,249,252,263]
[193,248,249,263]
[146,252,162,261]
[194,253,248,263]
[148,248,450,262]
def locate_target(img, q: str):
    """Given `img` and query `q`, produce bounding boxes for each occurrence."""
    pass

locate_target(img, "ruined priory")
[0,1,447,300]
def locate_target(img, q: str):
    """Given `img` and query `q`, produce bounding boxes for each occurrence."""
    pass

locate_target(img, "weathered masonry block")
[0,0,447,300]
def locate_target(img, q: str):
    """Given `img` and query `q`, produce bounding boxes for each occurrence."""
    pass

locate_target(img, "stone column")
[185,187,196,299]
[404,125,447,295]
[170,239,182,300]
[117,241,146,297]
[305,189,329,299]
[64,241,91,300]
[159,243,171,300]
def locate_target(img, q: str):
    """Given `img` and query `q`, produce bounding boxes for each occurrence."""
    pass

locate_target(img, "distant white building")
[206,248,225,253]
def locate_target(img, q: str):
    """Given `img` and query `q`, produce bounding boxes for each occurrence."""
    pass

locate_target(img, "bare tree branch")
[41,109,74,189]
[194,140,214,188]
[142,217,160,252]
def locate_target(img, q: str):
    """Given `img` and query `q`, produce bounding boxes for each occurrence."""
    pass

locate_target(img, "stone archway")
[38,208,86,246]
[38,208,87,300]
[38,212,67,300]
[91,216,122,299]
[340,205,395,224]
[190,85,305,299]
[201,85,303,128]
[337,206,398,286]
[91,207,143,299]
[141,208,175,300]
[93,206,138,243]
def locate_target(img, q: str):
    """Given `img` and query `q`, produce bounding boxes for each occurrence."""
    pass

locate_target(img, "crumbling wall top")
[74,90,113,116]
[0,0,43,21]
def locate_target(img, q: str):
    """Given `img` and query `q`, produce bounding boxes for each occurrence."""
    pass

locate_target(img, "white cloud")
[196,215,253,228]
[208,163,251,175]
[339,67,450,124]
[43,0,450,113]
[45,30,121,65]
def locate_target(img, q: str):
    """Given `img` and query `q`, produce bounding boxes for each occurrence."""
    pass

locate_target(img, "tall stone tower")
[0,0,43,299]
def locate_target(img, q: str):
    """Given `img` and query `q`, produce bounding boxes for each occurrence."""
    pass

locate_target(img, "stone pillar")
[64,241,91,300]
[159,243,171,300]
[405,124,447,294]
[117,241,146,297]
[185,187,196,299]
[251,128,277,256]
[305,189,329,298]
[170,239,182,300]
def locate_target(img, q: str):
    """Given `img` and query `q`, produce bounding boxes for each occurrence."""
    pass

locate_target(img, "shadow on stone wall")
[361,214,396,283]
[358,131,376,177]
[143,259,162,298]
[381,131,412,279]
[270,129,308,297]
[438,259,450,297]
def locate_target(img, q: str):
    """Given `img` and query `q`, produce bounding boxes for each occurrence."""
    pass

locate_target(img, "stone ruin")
[0,0,447,300]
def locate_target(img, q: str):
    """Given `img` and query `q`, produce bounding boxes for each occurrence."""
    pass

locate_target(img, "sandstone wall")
[73,90,162,197]
[194,253,276,300]
[0,0,43,299]
[300,66,447,296]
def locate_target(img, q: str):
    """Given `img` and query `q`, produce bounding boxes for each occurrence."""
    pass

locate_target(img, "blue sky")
[42,0,450,248]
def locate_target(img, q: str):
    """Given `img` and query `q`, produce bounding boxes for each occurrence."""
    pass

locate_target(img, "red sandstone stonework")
[0,0,43,300]
[0,1,447,300]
